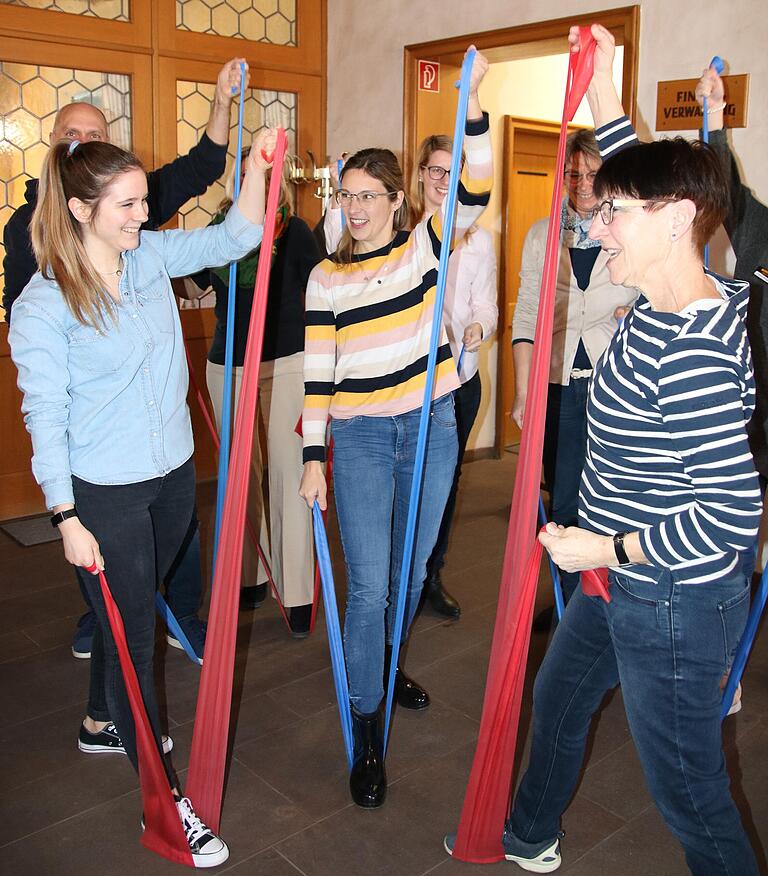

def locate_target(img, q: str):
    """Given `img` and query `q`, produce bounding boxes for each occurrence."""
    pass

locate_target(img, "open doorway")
[403,7,638,457]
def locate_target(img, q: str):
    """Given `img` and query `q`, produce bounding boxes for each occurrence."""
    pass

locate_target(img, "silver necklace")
[98,255,123,277]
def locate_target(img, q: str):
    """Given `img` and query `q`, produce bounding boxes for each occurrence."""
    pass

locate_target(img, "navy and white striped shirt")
[579,118,763,584]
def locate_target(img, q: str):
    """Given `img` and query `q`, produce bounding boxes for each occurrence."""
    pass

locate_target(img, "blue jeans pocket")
[430,394,456,428]
[717,583,750,665]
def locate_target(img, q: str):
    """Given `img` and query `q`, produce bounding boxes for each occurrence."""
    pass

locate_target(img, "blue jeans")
[510,566,757,876]
[332,394,458,715]
[542,378,589,599]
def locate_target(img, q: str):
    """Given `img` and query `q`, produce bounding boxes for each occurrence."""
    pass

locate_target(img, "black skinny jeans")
[74,458,196,780]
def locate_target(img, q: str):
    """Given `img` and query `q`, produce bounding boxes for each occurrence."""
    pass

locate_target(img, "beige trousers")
[206,353,314,607]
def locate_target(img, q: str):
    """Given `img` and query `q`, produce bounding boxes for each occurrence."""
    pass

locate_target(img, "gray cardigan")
[710,129,768,478]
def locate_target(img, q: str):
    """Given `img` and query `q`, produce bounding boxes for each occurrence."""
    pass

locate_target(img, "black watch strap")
[613,531,631,566]
[51,508,79,528]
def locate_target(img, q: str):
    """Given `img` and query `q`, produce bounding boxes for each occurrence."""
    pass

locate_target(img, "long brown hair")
[334,148,408,267]
[410,134,452,226]
[31,140,144,329]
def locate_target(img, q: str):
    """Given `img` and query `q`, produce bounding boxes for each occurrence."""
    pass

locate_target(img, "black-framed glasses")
[593,197,677,225]
[334,190,396,206]
[421,165,451,181]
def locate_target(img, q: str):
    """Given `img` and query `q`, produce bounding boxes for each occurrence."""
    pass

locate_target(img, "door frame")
[403,5,639,181]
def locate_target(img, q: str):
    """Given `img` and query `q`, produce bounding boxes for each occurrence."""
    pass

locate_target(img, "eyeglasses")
[334,190,396,206]
[421,165,451,181]
[564,170,597,184]
[593,198,677,225]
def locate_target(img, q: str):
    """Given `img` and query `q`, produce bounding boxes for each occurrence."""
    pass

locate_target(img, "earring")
[671,233,677,241]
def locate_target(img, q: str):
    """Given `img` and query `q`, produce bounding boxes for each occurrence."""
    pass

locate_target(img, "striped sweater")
[580,117,762,583]
[302,114,492,463]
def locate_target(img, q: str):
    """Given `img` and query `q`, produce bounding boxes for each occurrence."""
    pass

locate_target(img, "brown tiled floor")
[1,453,766,874]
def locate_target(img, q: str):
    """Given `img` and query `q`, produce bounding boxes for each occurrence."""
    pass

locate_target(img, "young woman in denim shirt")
[9,127,276,868]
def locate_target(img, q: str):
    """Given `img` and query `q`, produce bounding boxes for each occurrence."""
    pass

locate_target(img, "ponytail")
[31,140,144,329]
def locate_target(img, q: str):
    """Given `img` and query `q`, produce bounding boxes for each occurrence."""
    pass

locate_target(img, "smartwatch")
[51,508,79,528]
[613,531,631,566]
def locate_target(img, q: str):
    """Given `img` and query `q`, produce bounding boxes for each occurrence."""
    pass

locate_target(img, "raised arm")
[570,25,624,129]
[145,59,248,227]
[696,65,768,268]
[426,48,492,253]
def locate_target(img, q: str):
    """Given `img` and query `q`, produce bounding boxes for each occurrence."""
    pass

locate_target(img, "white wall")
[327,0,768,449]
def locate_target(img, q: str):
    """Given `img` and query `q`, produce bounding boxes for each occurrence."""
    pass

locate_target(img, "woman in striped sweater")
[299,47,491,809]
[464,26,759,875]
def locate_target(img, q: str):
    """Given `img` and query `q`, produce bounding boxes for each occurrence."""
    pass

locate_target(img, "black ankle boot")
[384,646,430,711]
[425,571,461,619]
[349,707,386,808]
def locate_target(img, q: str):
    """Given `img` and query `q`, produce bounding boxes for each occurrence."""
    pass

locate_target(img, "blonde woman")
[9,129,276,866]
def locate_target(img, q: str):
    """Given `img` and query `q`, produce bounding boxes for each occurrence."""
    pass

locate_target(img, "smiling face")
[420,148,453,214]
[588,197,673,289]
[340,168,404,253]
[564,150,602,218]
[72,168,149,259]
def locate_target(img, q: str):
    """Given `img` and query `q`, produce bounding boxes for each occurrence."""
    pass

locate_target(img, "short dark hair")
[593,138,728,249]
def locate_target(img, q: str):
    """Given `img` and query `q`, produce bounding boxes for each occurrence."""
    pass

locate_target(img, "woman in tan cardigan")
[511,129,637,614]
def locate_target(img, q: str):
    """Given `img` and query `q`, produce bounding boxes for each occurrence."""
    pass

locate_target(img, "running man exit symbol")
[418,60,440,92]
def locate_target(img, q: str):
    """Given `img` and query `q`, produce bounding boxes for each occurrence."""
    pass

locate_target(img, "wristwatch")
[613,531,631,566]
[51,508,79,528]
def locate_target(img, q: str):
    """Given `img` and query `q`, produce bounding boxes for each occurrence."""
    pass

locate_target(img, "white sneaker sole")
[190,842,230,868]
[505,839,561,872]
[78,735,174,755]
[71,648,91,659]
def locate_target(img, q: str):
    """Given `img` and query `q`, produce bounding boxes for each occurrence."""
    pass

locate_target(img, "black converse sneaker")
[77,722,173,755]
[176,797,229,868]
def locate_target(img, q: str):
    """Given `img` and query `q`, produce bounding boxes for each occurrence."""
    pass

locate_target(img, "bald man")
[2,57,247,320]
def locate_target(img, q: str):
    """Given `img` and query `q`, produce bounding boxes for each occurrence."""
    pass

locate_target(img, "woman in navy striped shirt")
[484,26,761,876]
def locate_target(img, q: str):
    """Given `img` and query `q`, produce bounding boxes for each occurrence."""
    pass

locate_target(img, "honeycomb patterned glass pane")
[175,0,296,45]
[0,62,131,309]
[0,0,129,22]
[177,80,296,231]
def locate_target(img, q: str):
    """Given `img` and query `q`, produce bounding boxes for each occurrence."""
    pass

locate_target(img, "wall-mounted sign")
[418,60,440,93]
[656,74,749,131]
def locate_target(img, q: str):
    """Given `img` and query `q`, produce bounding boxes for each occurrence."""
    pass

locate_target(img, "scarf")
[210,205,288,287]
[560,199,600,250]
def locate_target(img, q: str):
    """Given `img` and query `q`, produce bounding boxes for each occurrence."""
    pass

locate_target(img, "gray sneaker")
[442,826,562,873]
[502,822,562,872]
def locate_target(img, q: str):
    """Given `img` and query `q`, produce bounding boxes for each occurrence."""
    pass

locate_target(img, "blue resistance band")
[721,564,768,720]
[457,343,465,374]
[383,49,476,751]
[213,62,247,560]
[702,55,724,268]
[155,592,201,665]
[537,495,565,622]
[312,502,354,768]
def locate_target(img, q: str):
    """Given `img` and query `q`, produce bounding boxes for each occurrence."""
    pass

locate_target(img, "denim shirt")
[9,204,263,508]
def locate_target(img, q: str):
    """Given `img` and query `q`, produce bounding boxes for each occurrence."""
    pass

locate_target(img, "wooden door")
[497,117,575,451]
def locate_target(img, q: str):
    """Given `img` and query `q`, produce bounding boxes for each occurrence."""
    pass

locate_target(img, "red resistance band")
[85,565,193,866]
[185,129,289,834]
[451,29,597,863]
